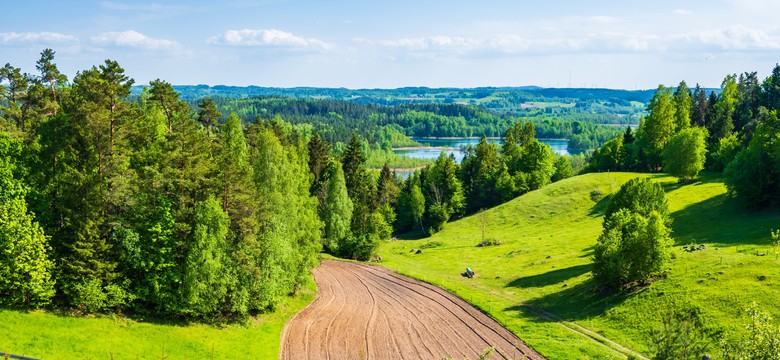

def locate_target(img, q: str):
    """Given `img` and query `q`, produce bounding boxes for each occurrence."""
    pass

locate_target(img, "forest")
[2,48,779,326]
[0,50,575,319]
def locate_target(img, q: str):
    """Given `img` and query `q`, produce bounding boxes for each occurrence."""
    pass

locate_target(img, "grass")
[377,172,780,359]
[0,278,316,359]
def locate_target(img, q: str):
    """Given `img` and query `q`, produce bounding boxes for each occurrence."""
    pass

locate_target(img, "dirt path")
[280,260,543,360]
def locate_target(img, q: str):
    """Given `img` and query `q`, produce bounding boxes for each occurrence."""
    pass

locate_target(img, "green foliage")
[649,303,715,360]
[673,81,692,132]
[724,109,780,206]
[605,177,670,222]
[593,209,673,287]
[662,127,708,182]
[709,74,739,148]
[588,136,624,172]
[638,85,677,169]
[595,177,673,288]
[321,160,353,253]
[0,134,55,307]
[422,153,466,233]
[551,156,573,182]
[721,303,780,360]
[183,196,230,318]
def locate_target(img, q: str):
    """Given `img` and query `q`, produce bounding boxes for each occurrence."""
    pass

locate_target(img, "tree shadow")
[505,264,591,289]
[588,193,613,217]
[393,229,429,240]
[671,192,780,247]
[504,277,637,323]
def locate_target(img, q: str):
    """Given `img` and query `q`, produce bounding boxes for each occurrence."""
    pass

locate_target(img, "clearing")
[280,260,543,360]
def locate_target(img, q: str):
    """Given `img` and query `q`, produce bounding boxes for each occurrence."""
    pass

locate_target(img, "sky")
[1,0,779,89]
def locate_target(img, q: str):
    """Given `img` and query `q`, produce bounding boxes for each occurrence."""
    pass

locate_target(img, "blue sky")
[2,0,779,89]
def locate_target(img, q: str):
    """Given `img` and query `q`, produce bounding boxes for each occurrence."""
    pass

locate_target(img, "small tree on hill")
[594,178,673,288]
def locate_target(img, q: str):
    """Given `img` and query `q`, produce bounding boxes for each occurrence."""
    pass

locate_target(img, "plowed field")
[280,260,543,359]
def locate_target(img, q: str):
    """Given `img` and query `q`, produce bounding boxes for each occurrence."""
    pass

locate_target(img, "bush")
[69,278,133,314]
[593,209,673,287]
[650,303,717,360]
[342,233,380,261]
[721,303,780,359]
[70,278,107,314]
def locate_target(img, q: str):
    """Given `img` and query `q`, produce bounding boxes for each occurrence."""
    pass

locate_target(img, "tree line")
[587,65,780,203]
[194,96,627,154]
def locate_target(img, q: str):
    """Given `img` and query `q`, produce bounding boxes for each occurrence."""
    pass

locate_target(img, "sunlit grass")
[378,172,780,359]
[0,278,316,359]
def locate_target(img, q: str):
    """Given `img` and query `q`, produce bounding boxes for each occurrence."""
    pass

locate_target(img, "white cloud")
[207,29,334,51]
[688,25,780,50]
[673,9,692,15]
[91,30,182,51]
[382,35,587,55]
[378,25,780,58]
[0,32,78,44]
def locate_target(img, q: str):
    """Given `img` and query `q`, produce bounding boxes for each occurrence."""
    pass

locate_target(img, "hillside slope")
[378,172,780,359]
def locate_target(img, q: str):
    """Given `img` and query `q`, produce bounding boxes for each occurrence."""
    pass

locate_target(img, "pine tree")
[308,132,332,207]
[196,98,221,140]
[341,134,374,233]
[35,48,67,108]
[691,84,709,128]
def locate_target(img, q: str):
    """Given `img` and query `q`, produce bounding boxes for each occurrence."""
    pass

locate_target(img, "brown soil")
[280,260,544,360]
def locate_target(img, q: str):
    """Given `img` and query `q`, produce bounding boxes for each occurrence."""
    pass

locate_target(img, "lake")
[394,137,569,164]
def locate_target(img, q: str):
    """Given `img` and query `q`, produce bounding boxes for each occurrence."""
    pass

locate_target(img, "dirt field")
[280,260,543,360]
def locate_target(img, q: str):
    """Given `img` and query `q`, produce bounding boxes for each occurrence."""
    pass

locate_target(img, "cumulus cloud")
[207,29,334,51]
[91,30,182,51]
[0,32,78,44]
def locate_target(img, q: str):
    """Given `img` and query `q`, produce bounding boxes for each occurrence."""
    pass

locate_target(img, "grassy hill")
[377,172,780,359]
[0,281,315,359]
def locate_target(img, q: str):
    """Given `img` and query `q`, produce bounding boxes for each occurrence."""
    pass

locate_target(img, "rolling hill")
[377,172,780,359]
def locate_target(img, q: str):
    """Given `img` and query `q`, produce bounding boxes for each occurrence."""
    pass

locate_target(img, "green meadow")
[0,280,315,359]
[378,172,780,359]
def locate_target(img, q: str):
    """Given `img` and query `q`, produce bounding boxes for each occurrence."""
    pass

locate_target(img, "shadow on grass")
[394,229,429,240]
[671,192,780,246]
[588,193,612,217]
[505,264,591,289]
[504,277,636,323]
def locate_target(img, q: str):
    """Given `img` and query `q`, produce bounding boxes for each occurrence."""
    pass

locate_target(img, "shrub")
[650,303,717,360]
[721,303,780,359]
